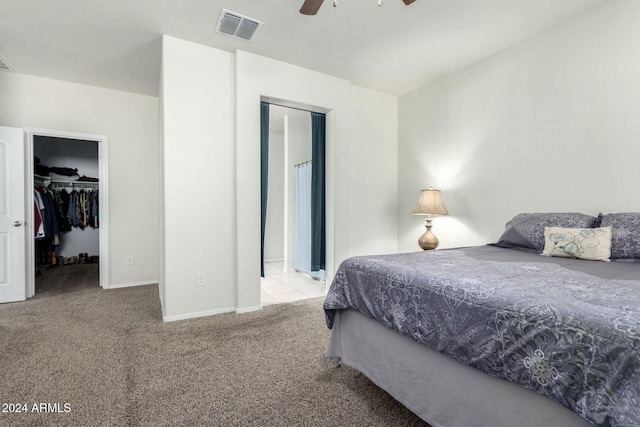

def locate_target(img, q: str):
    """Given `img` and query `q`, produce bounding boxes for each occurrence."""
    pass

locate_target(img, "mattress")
[323,245,640,426]
[327,308,591,427]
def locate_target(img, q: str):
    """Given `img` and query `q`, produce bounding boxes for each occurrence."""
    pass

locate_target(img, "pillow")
[494,213,600,252]
[598,213,640,259]
[541,226,612,262]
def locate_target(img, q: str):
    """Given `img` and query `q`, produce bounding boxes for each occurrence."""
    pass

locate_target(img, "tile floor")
[261,261,327,306]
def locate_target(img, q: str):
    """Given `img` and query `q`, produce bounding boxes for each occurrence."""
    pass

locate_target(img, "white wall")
[2,35,398,320]
[264,132,284,262]
[160,36,235,320]
[348,86,398,257]
[160,40,397,318]
[158,62,165,312]
[0,71,160,287]
[235,51,399,312]
[398,0,640,253]
[235,51,351,311]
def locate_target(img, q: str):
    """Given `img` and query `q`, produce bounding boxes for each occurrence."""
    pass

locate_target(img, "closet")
[33,136,100,283]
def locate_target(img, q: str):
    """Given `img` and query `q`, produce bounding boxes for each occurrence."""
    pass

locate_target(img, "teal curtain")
[260,102,270,277]
[310,112,326,272]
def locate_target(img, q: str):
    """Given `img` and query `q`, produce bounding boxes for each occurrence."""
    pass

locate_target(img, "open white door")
[0,126,26,303]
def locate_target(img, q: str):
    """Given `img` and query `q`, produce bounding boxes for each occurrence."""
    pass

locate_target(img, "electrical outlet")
[196,273,206,287]
[126,256,134,265]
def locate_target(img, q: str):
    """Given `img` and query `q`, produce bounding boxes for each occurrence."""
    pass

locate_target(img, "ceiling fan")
[300,0,416,15]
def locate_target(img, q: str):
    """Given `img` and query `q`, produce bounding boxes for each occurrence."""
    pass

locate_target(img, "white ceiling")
[0,0,607,97]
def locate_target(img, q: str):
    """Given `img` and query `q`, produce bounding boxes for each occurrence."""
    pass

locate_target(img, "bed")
[323,212,640,427]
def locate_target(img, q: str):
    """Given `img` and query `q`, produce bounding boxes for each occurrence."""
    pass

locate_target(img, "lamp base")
[418,219,439,250]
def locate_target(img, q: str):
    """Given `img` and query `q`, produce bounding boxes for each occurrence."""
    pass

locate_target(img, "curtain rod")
[268,102,314,114]
[295,160,312,168]
[268,102,327,116]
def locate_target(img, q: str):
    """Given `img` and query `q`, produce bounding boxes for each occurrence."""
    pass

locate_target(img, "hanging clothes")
[79,190,86,229]
[33,186,100,232]
[33,189,45,239]
[34,186,60,240]
[54,189,72,232]
[33,185,61,269]
[89,190,99,228]
[62,188,99,229]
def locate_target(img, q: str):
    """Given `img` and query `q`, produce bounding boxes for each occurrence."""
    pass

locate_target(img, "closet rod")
[49,181,99,189]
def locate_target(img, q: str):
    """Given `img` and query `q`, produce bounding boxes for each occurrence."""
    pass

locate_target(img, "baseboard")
[106,280,157,289]
[235,305,262,314]
[163,306,236,322]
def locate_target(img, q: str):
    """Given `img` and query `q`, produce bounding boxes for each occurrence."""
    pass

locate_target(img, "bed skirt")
[326,309,591,427]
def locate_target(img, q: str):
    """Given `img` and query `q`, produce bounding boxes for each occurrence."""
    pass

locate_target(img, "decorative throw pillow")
[598,213,640,259]
[541,226,612,262]
[494,213,600,252]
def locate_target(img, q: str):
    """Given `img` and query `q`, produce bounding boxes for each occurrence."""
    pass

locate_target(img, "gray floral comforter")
[323,246,640,427]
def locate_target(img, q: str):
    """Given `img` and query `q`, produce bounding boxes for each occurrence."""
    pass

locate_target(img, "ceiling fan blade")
[300,0,325,15]
[402,0,416,5]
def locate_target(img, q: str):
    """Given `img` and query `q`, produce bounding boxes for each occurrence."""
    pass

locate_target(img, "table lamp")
[412,187,448,250]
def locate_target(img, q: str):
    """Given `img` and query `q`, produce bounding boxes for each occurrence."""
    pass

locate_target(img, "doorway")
[26,128,109,298]
[260,105,326,304]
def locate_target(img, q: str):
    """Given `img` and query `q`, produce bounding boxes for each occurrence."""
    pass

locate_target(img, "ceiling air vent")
[216,9,263,41]
[0,54,13,72]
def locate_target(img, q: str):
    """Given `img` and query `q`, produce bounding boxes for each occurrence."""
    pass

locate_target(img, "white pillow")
[541,226,612,262]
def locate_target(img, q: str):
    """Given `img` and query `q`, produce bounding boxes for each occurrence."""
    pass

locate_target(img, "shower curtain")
[294,162,324,280]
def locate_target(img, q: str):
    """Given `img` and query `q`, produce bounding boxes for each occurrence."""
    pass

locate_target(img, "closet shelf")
[35,174,99,188]
[48,180,99,189]
[34,173,50,184]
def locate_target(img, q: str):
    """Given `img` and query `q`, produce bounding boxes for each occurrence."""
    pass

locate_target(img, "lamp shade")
[412,187,448,216]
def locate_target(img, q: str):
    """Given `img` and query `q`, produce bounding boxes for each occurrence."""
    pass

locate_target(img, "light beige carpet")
[0,265,429,426]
